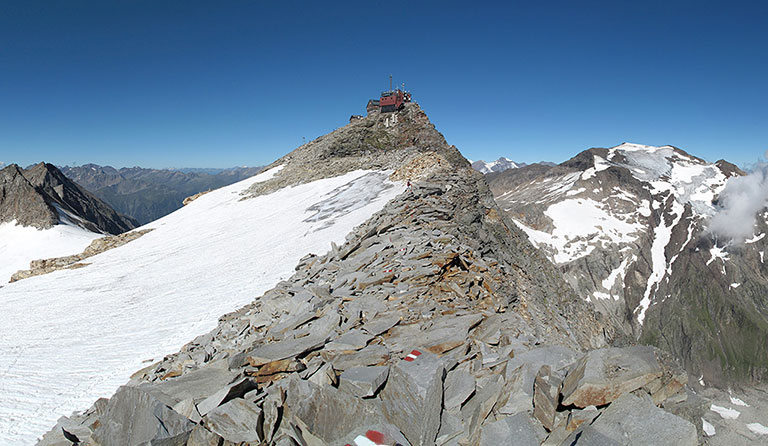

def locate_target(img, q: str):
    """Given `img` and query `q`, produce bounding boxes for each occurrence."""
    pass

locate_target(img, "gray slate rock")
[287,378,385,445]
[573,392,697,446]
[561,346,663,407]
[195,377,257,416]
[444,368,476,411]
[380,350,446,446]
[203,398,263,444]
[533,365,562,431]
[339,365,389,397]
[479,413,547,446]
[89,386,194,446]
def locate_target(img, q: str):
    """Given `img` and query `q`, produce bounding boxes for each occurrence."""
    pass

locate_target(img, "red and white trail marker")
[403,349,422,362]
[346,429,389,446]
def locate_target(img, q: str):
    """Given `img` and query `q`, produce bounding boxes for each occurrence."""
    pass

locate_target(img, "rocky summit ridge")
[38,106,729,445]
[0,162,137,234]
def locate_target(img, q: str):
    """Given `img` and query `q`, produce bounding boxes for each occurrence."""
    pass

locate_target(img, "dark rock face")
[60,164,263,224]
[488,142,768,386]
[0,164,56,228]
[0,162,136,234]
[39,109,709,445]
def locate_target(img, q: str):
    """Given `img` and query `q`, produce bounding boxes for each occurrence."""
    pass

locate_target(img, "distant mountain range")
[60,164,263,224]
[471,157,556,174]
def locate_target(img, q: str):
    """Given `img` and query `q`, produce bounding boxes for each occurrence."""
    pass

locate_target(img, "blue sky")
[1,1,767,169]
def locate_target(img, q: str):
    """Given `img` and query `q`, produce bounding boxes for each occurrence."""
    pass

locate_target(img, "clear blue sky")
[1,1,767,169]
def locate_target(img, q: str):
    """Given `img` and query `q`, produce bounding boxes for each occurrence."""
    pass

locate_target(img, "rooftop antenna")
[389,74,393,92]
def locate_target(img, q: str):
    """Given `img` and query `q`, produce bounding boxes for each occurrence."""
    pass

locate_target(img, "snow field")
[0,220,101,283]
[0,167,405,445]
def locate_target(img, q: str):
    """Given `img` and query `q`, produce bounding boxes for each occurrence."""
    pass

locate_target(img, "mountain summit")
[490,142,768,386]
[20,106,733,446]
[471,157,521,174]
[1,162,137,234]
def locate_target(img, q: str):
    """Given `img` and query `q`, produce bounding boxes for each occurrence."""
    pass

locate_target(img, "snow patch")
[0,221,101,283]
[710,404,740,420]
[636,200,683,325]
[729,395,749,406]
[566,187,586,197]
[747,423,768,435]
[545,199,642,263]
[707,246,730,270]
[594,155,610,172]
[601,256,634,296]
[746,233,765,244]
[702,418,716,437]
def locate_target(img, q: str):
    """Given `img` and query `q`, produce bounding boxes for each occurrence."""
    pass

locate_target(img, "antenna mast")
[389,74,393,92]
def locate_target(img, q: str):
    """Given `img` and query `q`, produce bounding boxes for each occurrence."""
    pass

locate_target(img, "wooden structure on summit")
[368,75,411,114]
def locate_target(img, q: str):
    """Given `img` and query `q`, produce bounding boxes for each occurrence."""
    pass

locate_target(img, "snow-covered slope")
[0,220,100,283]
[492,143,729,313]
[471,157,520,174]
[0,166,405,445]
[489,143,768,385]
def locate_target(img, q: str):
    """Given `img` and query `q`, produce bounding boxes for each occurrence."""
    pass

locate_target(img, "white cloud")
[708,163,768,244]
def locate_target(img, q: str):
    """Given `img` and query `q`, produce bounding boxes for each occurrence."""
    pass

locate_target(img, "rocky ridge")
[39,108,714,445]
[0,162,137,234]
[488,143,768,386]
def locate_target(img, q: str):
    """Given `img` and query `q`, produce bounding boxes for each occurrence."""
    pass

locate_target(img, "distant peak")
[471,157,520,174]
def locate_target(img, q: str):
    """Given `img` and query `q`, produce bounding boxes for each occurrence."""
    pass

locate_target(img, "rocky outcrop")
[38,108,708,445]
[0,164,59,228]
[243,103,468,198]
[0,162,137,233]
[10,229,153,282]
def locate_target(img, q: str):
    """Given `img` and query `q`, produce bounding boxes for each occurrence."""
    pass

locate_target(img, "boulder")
[443,368,476,411]
[380,350,446,446]
[479,413,547,446]
[186,425,223,446]
[533,365,562,431]
[497,363,535,416]
[566,406,600,431]
[204,398,263,444]
[195,377,258,416]
[561,346,663,407]
[573,392,697,445]
[339,366,389,397]
[325,329,374,352]
[89,386,194,445]
[287,378,385,445]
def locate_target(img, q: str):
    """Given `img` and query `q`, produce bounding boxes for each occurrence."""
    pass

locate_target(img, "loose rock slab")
[561,346,663,407]
[380,350,446,446]
[339,365,390,397]
[573,392,697,445]
[89,386,194,445]
[204,398,263,444]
